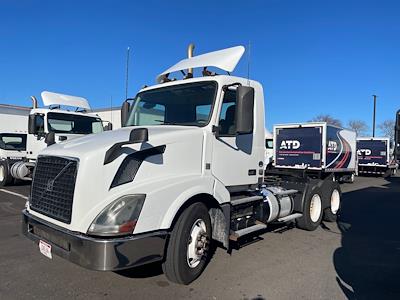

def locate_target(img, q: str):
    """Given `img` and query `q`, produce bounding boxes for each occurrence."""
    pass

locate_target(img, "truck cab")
[23,46,341,285]
[9,92,103,182]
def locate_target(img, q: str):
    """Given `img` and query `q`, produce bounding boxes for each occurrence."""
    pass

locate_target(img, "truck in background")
[264,129,273,168]
[23,45,343,285]
[0,104,30,186]
[273,122,357,183]
[0,92,104,186]
[357,137,397,176]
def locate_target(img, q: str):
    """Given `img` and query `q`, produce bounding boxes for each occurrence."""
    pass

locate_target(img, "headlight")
[87,194,145,236]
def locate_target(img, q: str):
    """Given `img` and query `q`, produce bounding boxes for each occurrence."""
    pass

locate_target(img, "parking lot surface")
[1,176,399,300]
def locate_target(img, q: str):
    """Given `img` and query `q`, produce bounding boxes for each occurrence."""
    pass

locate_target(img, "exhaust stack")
[187,43,195,77]
[30,96,38,109]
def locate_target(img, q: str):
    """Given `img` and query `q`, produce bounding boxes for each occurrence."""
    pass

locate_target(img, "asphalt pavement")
[0,175,399,299]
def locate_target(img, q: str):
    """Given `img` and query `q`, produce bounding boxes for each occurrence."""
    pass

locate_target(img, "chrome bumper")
[22,209,168,271]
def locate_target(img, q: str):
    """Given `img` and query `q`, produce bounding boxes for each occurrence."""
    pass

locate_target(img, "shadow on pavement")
[115,261,163,278]
[334,176,400,299]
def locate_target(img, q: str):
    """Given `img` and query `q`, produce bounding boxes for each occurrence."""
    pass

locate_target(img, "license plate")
[39,240,52,259]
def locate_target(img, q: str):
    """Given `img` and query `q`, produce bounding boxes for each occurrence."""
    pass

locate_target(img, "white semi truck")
[23,46,342,285]
[0,92,104,186]
[0,104,30,186]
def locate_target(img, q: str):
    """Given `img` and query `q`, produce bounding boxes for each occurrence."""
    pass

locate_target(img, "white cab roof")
[157,46,245,83]
[41,91,91,110]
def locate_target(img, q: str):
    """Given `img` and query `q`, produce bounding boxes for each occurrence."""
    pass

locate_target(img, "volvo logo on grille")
[46,179,55,192]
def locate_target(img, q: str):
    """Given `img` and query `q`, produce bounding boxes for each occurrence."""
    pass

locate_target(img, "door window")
[218,89,236,135]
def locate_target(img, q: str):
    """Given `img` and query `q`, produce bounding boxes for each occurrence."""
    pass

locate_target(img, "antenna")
[247,41,251,85]
[125,47,131,100]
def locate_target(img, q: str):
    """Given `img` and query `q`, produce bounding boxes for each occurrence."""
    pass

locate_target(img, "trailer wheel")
[323,182,341,222]
[162,202,211,285]
[296,188,323,231]
[0,161,12,187]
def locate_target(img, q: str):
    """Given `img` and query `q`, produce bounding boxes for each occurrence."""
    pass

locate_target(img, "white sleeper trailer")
[1,92,104,186]
[23,46,342,285]
[0,104,30,186]
[93,107,122,130]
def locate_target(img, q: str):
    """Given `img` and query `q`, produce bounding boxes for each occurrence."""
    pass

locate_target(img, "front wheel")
[162,202,211,285]
[296,188,323,231]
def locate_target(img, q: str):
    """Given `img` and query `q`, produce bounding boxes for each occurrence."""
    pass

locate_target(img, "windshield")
[47,112,103,134]
[0,133,27,151]
[125,81,217,127]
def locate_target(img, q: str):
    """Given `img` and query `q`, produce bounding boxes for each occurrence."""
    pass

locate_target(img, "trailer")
[23,45,343,285]
[92,107,122,130]
[0,92,105,186]
[357,137,397,176]
[273,122,357,182]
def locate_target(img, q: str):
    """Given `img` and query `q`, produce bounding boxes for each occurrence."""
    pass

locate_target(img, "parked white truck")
[23,46,342,285]
[1,92,104,186]
[0,104,30,186]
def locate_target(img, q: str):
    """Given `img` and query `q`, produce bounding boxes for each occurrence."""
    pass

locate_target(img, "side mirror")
[28,114,37,134]
[106,123,113,131]
[235,86,254,134]
[45,132,56,146]
[103,122,113,131]
[121,101,131,127]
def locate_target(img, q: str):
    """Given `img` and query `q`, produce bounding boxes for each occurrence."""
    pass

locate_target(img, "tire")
[296,187,323,231]
[0,161,12,187]
[162,202,212,285]
[323,182,341,222]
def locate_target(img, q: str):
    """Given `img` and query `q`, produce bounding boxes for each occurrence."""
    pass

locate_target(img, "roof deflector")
[156,45,245,83]
[41,91,91,110]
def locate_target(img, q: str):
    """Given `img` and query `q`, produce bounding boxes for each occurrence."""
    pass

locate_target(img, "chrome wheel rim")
[310,194,322,222]
[187,218,208,268]
[331,189,340,214]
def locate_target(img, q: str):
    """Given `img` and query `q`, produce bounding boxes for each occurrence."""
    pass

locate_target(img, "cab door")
[211,86,260,188]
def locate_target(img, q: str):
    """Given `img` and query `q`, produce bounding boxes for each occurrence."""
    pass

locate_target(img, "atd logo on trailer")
[357,149,371,156]
[280,140,300,150]
[328,141,338,151]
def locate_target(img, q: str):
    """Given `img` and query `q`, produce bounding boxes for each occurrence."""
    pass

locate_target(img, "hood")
[40,125,203,158]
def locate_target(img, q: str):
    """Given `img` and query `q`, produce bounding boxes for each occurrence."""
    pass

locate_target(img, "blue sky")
[1,0,399,133]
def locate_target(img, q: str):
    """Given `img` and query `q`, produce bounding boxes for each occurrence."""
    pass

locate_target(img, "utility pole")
[372,94,377,137]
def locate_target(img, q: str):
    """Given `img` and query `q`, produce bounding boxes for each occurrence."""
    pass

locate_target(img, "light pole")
[372,94,377,137]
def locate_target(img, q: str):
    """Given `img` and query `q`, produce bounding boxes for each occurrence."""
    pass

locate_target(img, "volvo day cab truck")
[1,92,104,186]
[0,104,29,186]
[273,123,357,182]
[23,46,342,285]
[357,137,397,176]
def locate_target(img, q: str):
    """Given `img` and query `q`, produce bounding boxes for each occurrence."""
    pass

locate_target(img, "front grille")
[30,156,78,224]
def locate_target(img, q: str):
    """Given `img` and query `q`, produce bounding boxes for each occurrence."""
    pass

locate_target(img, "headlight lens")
[87,194,145,236]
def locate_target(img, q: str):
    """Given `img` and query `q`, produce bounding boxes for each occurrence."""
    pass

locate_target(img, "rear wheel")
[0,161,12,187]
[323,182,341,222]
[296,188,323,231]
[162,202,211,285]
